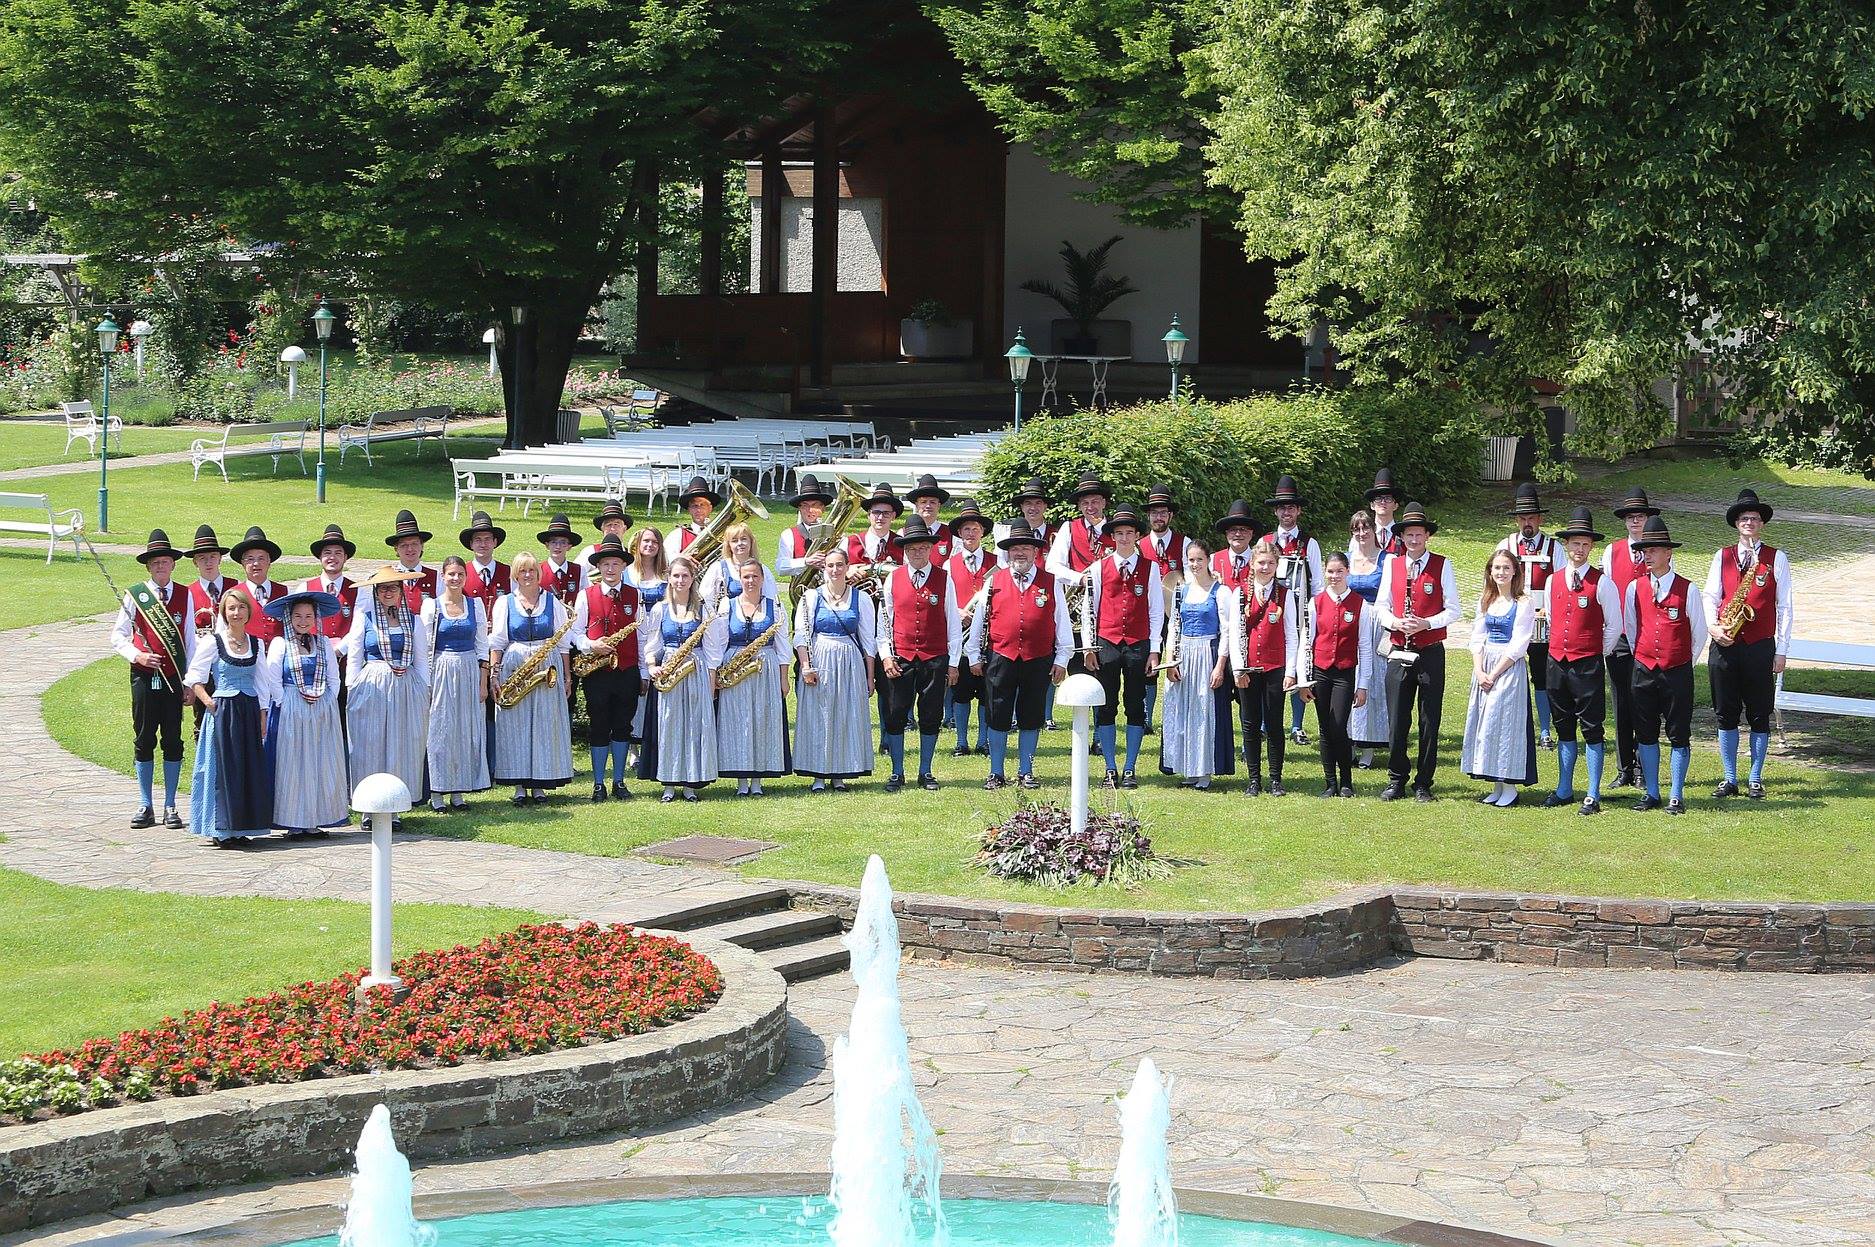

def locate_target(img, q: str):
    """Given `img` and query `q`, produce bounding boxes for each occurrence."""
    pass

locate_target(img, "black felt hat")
[591,500,632,531]
[678,476,722,507]
[458,511,508,548]
[536,513,578,544]
[1105,504,1144,534]
[1632,515,1681,550]
[230,525,283,562]
[1553,506,1603,543]
[1365,468,1402,503]
[905,474,951,505]
[1265,475,1305,508]
[997,518,1048,551]
[1395,502,1438,536]
[586,534,630,567]
[1613,487,1660,519]
[189,524,230,556]
[1212,499,1260,535]
[309,524,357,559]
[897,516,938,548]
[383,509,433,547]
[1508,482,1545,516]
[1068,473,1112,501]
[950,498,989,534]
[1012,478,1050,505]
[1144,484,1179,513]
[136,528,183,565]
[864,483,905,517]
[788,474,834,507]
[1725,488,1773,526]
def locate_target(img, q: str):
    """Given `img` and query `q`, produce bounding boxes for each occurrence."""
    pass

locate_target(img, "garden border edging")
[0,934,787,1235]
[779,882,1875,978]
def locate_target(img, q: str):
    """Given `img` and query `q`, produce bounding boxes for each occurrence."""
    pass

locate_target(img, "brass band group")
[111,465,1790,841]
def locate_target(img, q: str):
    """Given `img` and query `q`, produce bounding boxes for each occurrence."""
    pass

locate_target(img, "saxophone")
[716,614,785,690]
[494,607,579,708]
[1716,554,1759,639]
[571,616,647,679]
[651,610,713,693]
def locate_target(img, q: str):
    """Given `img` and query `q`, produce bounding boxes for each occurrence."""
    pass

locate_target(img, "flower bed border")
[0,935,787,1236]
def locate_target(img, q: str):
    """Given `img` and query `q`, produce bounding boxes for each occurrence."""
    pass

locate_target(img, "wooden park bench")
[190,420,309,482]
[61,400,122,457]
[0,491,84,563]
[337,405,454,466]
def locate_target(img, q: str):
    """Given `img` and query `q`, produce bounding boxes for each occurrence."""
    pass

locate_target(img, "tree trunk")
[495,277,604,447]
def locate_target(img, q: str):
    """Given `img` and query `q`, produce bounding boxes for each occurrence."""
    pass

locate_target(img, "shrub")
[977,799,1169,888]
[977,385,1484,527]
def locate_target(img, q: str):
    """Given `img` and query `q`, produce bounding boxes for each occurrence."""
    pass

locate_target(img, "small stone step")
[765,933,851,982]
[700,907,842,952]
[635,887,790,932]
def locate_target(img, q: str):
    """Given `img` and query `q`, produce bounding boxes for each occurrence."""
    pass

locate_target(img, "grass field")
[0,422,206,472]
[0,866,540,1056]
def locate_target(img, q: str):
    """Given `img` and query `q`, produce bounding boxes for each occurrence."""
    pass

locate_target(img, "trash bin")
[555,408,581,444]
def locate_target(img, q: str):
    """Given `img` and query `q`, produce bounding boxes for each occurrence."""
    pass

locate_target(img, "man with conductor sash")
[113,530,196,830]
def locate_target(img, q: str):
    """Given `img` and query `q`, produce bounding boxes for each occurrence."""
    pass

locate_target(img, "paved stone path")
[6,618,1875,1247]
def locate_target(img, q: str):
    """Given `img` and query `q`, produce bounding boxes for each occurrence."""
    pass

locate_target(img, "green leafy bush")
[977,386,1483,526]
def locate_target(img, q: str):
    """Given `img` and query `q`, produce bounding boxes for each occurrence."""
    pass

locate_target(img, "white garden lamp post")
[483,326,498,377]
[351,772,412,1001]
[279,345,307,401]
[129,319,154,380]
[1055,673,1106,837]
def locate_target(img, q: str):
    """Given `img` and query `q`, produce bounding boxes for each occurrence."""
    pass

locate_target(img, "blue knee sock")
[135,760,154,809]
[1555,741,1578,798]
[953,703,969,750]
[1124,724,1144,772]
[1095,724,1117,771]
[1637,743,1661,799]
[1719,728,1740,783]
[918,733,937,776]
[1017,729,1040,775]
[1143,682,1159,730]
[1669,746,1691,802]
[1748,732,1769,785]
[161,760,181,807]
[1290,690,1306,733]
[611,741,631,785]
[885,732,906,778]
[989,729,1010,777]
[1534,689,1552,736]
[1585,741,1605,801]
[589,747,607,784]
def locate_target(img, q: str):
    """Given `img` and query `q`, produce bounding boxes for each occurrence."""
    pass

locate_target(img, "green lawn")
[0,421,206,472]
[0,866,541,1056]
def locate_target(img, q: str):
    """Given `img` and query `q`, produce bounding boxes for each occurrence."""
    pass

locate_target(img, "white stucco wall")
[1003,146,1201,363]
[747,199,884,293]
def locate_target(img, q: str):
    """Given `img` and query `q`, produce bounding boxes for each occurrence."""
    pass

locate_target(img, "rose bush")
[0,923,720,1124]
[977,799,1169,888]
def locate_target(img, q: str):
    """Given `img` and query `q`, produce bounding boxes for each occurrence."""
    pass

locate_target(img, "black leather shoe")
[1291,727,1310,745]
[163,807,183,829]
[974,744,991,756]
[1243,778,1261,797]
[1578,798,1602,816]
[511,793,529,807]
[1017,773,1040,790]
[1104,769,1120,788]
[1320,785,1338,798]
[612,780,633,801]
[1748,781,1766,800]
[984,775,1005,791]
[919,773,939,791]
[1119,770,1138,789]
[1666,798,1687,815]
[1713,779,1739,799]
[884,774,904,793]
[591,783,608,803]
[1631,795,1662,812]
[1614,767,1638,789]
[1379,784,1405,802]
[951,744,971,758]
[1338,786,1355,799]
[1268,779,1286,797]
[1413,788,1433,803]
[130,807,155,829]
[1540,792,1574,809]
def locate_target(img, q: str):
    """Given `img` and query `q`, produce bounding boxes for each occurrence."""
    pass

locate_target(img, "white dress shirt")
[1223,578,1297,676]
[1545,560,1625,655]
[1703,543,1794,655]
[1045,520,1104,582]
[112,579,198,667]
[876,562,964,666]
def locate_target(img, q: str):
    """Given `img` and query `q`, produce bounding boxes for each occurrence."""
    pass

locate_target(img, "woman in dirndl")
[716,558,792,796]
[264,590,348,835]
[1158,537,1236,789]
[423,555,491,810]
[490,551,575,804]
[697,522,778,614]
[344,567,431,819]
[187,589,278,846]
[642,555,724,801]
[792,547,876,791]
[1462,548,1537,806]
[1345,510,1391,768]
[625,525,668,756]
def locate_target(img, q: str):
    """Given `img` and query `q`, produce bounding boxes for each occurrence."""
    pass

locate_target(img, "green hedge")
[977,386,1484,529]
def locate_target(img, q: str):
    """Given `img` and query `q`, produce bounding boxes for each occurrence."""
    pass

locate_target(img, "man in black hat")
[384,509,438,612]
[1622,516,1708,814]
[966,519,1071,789]
[231,526,289,645]
[1080,505,1163,787]
[538,513,588,741]
[1210,501,1261,591]
[185,524,231,633]
[570,534,645,802]
[459,511,511,621]
[904,475,954,561]
[1260,475,1324,747]
[1497,482,1564,749]
[1539,508,1623,815]
[302,524,360,738]
[777,474,835,580]
[1364,468,1405,556]
[945,498,999,756]
[877,518,961,791]
[667,477,721,561]
[1045,472,1112,583]
[845,483,905,570]
[993,478,1054,551]
[1138,484,1185,734]
[1704,488,1791,799]
[1374,503,1459,801]
[1600,487,1661,786]
[110,530,195,829]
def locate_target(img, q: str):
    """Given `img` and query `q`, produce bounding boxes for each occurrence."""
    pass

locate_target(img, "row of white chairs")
[812,428,1005,495]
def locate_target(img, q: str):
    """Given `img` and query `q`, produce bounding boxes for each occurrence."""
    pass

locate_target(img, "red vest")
[1096,555,1152,644]
[299,575,357,640]
[1140,531,1185,578]
[787,526,810,559]
[1549,565,1607,661]
[1633,574,1695,671]
[132,581,190,680]
[845,531,901,568]
[1065,518,1109,572]
[986,567,1058,662]
[237,580,289,644]
[1387,552,1448,647]
[888,565,949,661]
[1312,590,1363,671]
[677,525,701,552]
[582,581,642,671]
[1511,536,1556,591]
[1212,547,1255,591]
[397,566,438,614]
[1241,582,1288,671]
[464,561,510,619]
[543,559,584,608]
[1606,538,1646,597]
[947,548,998,605]
[188,578,227,630]
[1718,544,1779,646]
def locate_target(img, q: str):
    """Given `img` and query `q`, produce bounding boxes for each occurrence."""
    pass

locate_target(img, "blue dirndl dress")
[1159,582,1236,781]
[191,636,275,840]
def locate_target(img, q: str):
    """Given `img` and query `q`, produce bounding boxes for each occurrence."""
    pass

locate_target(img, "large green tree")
[0,0,841,443]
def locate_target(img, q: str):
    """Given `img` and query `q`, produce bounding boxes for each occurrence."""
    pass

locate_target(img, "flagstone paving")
[4,617,1874,1247]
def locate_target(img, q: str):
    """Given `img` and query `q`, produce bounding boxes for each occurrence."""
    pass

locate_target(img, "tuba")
[494,607,580,708]
[788,474,870,607]
[684,479,771,572]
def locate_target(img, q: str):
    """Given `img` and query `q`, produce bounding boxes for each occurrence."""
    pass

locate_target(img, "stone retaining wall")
[784,883,1875,979]
[0,937,787,1235]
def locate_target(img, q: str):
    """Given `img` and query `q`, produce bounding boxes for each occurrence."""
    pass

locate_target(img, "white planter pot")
[899,318,974,360]
[1481,435,1520,481]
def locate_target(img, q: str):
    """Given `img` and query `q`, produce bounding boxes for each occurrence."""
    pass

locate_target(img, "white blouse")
[265,635,342,708]
[184,626,282,705]
[1469,595,1536,663]
[344,600,433,687]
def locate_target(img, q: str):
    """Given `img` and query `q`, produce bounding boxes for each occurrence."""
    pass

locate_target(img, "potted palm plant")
[1021,236,1140,356]
[899,298,975,361]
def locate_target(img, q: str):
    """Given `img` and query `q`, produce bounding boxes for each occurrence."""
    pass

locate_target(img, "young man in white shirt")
[1080,505,1164,787]
[1538,508,1624,815]
[776,474,834,580]
[966,520,1071,790]
[1601,488,1661,788]
[1704,488,1792,800]
[876,518,962,791]
[1623,515,1708,815]
[1373,503,1460,802]
[1260,474,1324,748]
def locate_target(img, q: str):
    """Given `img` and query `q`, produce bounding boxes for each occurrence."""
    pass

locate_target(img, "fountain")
[1110,1059,1179,1247]
[827,854,947,1247]
[338,1105,434,1247]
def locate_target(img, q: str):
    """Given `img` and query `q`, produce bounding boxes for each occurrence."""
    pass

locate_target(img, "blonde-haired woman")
[1461,549,1537,806]
[490,551,575,805]
[344,566,432,821]
[187,588,278,846]
[697,521,778,612]
[716,558,792,796]
[641,554,723,801]
[625,525,668,754]
[423,555,491,810]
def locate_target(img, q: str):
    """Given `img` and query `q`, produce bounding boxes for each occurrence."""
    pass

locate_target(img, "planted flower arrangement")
[0,923,720,1123]
[976,799,1170,888]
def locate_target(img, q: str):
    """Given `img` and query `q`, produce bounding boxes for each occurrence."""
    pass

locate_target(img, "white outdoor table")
[1035,354,1130,412]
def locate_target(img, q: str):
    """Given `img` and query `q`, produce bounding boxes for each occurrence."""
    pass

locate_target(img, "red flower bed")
[8,924,720,1120]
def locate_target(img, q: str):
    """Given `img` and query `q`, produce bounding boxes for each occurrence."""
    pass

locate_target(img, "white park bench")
[61,401,122,457]
[451,456,672,519]
[336,405,454,465]
[0,491,84,563]
[1775,639,1875,739]
[190,420,310,482]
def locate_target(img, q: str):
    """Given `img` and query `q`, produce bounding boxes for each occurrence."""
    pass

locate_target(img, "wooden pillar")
[701,163,724,297]
[809,99,838,385]
[760,150,783,295]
